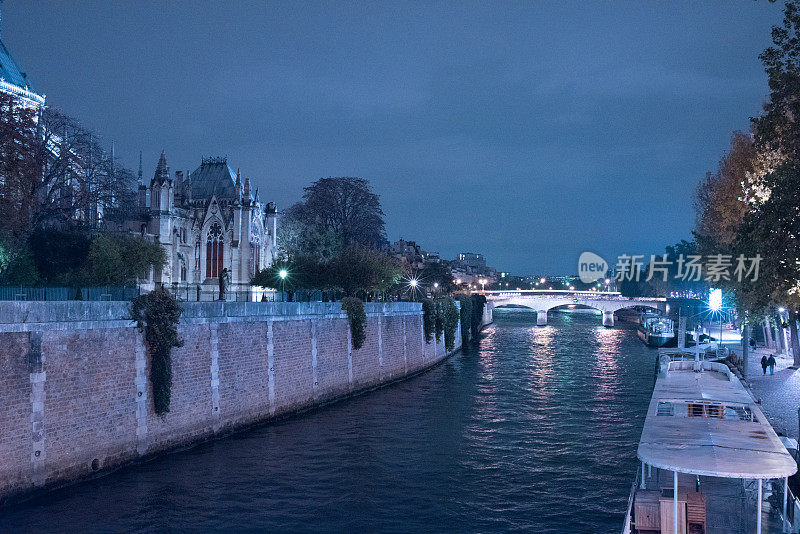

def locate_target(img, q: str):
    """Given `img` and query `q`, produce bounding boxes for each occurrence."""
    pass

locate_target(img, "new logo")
[578,252,607,284]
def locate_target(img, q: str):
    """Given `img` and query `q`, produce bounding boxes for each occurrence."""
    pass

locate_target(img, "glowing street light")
[709,288,723,347]
[455,278,462,285]
[540,277,546,284]
[709,288,722,312]
[279,268,288,302]
[479,279,487,293]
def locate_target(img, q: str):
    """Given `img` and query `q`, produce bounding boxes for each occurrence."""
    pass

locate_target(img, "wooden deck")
[633,469,789,534]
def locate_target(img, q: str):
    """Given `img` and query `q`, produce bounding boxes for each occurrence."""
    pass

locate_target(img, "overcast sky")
[3,1,783,274]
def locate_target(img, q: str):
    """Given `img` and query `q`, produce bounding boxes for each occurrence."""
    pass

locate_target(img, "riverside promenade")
[734,346,800,440]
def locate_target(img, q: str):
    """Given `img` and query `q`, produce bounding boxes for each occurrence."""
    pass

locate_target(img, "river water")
[1,310,657,533]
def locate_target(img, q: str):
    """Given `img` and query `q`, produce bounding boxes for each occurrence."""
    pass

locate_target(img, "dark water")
[1,310,657,533]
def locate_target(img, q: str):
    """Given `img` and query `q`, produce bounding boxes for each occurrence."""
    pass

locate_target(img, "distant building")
[456,252,486,270]
[451,252,497,287]
[389,238,442,271]
[129,153,278,296]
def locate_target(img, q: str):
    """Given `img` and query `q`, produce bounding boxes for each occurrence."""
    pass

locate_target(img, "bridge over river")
[484,289,667,327]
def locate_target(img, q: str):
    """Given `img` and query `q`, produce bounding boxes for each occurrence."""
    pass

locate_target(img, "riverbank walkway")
[734,346,800,441]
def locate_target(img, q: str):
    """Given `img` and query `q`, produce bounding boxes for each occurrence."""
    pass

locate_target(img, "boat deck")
[633,469,788,534]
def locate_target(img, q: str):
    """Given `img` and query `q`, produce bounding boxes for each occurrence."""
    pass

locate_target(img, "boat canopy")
[637,360,797,479]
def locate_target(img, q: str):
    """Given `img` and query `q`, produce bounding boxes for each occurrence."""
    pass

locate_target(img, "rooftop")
[0,38,36,94]
[187,157,240,200]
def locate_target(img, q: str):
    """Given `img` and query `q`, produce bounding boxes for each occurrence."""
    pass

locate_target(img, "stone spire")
[243,175,251,198]
[137,150,143,184]
[152,150,169,185]
[235,167,242,199]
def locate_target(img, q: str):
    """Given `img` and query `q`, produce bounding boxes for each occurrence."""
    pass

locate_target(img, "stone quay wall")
[0,300,487,504]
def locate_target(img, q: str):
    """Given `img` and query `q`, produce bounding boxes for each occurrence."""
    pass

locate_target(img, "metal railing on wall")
[0,286,141,301]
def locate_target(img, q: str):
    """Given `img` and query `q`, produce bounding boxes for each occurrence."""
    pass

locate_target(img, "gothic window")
[206,221,224,278]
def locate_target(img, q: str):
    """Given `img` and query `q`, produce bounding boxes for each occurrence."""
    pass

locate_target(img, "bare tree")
[294,177,386,249]
[0,93,134,239]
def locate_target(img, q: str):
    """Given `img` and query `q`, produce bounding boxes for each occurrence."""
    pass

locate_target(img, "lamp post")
[479,279,486,293]
[709,288,723,350]
[279,269,288,302]
[409,278,418,301]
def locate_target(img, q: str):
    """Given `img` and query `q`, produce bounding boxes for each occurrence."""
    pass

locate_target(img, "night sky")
[3,1,782,274]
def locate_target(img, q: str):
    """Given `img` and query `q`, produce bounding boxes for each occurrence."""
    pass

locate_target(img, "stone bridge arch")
[485,291,667,327]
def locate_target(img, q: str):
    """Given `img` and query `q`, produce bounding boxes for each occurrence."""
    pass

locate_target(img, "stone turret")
[150,151,173,213]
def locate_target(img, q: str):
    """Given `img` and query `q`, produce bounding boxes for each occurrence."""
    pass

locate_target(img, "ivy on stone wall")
[341,296,367,350]
[131,286,183,416]
[442,298,459,352]
[421,298,435,343]
[457,295,472,346]
[470,293,487,341]
[434,300,444,343]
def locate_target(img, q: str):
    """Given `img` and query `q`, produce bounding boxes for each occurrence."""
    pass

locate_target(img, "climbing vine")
[442,298,459,351]
[131,286,183,416]
[422,298,435,343]
[434,300,444,343]
[457,295,472,345]
[470,293,487,341]
[341,296,367,350]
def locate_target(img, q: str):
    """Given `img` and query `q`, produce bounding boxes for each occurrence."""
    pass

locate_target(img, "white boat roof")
[637,361,797,479]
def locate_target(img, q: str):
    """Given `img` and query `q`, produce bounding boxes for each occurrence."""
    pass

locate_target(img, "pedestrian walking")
[761,355,768,375]
[768,354,776,376]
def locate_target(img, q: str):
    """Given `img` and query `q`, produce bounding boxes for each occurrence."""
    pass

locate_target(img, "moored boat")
[622,351,798,534]
[637,314,676,348]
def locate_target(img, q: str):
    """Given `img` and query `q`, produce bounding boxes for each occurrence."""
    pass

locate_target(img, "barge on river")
[637,314,676,348]
[623,352,799,534]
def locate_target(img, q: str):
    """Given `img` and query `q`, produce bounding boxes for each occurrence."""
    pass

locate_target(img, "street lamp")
[409,278,418,301]
[709,288,723,347]
[279,268,288,302]
[479,279,486,293]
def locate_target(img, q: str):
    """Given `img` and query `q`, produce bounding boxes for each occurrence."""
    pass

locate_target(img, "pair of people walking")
[761,354,777,375]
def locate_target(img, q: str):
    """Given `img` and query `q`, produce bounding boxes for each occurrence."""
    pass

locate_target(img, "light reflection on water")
[0,310,657,534]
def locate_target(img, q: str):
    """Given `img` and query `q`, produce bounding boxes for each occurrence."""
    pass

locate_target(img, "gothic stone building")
[134,152,277,297]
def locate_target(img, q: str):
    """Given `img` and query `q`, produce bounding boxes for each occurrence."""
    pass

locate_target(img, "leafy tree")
[695,131,755,253]
[328,247,406,297]
[292,177,386,249]
[277,203,340,262]
[729,0,800,365]
[86,234,166,286]
[0,235,39,285]
[420,261,455,293]
[252,246,406,299]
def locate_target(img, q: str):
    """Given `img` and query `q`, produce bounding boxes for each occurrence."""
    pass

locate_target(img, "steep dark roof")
[188,157,239,199]
[0,39,35,93]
